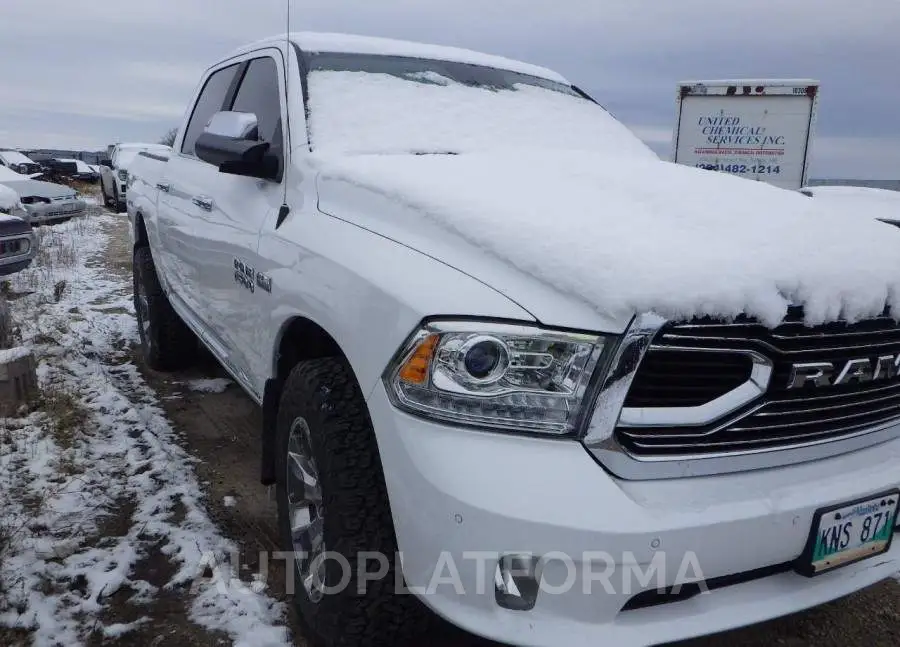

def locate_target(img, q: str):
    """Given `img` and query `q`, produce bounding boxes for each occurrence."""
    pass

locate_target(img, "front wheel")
[132,246,196,370]
[276,358,429,647]
[100,178,113,208]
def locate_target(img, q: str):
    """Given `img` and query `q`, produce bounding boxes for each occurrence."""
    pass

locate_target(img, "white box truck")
[672,79,819,190]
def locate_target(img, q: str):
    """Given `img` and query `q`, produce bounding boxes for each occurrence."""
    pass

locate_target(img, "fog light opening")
[494,554,540,611]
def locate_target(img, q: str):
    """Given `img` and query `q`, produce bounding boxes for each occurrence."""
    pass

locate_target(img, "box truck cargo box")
[672,79,819,190]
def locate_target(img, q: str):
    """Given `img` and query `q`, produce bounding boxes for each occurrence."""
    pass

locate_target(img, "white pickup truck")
[126,32,900,647]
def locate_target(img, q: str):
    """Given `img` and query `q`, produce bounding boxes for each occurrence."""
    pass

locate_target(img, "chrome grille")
[618,307,900,456]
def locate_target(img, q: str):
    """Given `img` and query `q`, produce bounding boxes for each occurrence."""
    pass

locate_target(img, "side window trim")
[223,61,249,112]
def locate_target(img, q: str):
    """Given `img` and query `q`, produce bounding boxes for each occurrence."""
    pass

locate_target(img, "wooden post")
[0,347,37,415]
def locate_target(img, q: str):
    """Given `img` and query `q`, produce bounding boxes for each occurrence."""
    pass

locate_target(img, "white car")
[125,32,900,647]
[99,143,171,211]
[0,165,86,225]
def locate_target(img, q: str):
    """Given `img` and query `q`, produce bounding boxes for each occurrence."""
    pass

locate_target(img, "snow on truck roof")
[227,32,569,85]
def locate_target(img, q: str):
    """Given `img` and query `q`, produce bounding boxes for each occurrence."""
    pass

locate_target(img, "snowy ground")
[0,211,291,646]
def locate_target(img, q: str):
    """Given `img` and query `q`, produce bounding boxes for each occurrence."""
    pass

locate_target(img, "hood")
[316,151,900,331]
[0,178,75,200]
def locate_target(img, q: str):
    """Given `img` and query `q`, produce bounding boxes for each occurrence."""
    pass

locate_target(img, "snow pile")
[0,214,289,645]
[318,150,900,327]
[307,70,654,159]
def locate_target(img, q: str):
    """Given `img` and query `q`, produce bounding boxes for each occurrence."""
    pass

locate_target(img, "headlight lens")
[117,169,128,182]
[385,321,609,435]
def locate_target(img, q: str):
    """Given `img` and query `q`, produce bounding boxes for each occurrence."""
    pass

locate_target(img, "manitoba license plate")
[797,490,899,577]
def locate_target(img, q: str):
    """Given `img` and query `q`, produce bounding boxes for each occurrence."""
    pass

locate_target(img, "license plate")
[797,490,899,577]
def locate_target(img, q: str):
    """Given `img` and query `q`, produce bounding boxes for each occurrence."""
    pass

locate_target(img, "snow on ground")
[0,214,290,646]
[185,378,232,394]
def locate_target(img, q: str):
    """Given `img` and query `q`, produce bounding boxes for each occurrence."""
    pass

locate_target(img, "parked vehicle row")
[125,32,900,647]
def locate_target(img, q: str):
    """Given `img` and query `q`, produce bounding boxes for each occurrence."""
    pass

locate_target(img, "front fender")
[256,211,534,400]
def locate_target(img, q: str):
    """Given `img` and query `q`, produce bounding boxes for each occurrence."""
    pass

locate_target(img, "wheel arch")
[261,314,353,486]
[133,212,149,249]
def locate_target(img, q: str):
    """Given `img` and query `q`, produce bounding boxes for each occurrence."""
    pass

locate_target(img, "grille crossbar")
[619,308,900,456]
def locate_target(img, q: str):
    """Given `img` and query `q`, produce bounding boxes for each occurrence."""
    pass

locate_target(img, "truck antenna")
[276,0,291,227]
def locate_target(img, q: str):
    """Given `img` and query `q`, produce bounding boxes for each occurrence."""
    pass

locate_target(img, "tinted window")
[230,57,283,152]
[181,63,240,156]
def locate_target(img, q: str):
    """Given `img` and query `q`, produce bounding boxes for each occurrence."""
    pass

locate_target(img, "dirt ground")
[99,211,900,647]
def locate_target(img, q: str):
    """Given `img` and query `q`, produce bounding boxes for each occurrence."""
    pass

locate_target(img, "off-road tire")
[132,246,196,370]
[276,358,430,647]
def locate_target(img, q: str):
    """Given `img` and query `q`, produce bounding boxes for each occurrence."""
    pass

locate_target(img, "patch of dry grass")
[34,385,89,459]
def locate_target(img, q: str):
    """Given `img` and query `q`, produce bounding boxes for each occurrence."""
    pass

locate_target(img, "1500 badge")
[234,258,272,294]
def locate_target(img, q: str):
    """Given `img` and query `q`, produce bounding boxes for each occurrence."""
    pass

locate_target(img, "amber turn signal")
[398,334,439,385]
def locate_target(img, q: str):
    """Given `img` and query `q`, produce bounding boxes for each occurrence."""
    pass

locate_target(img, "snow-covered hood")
[0,178,75,200]
[317,151,900,331]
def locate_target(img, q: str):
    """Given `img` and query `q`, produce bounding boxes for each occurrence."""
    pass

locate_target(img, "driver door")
[176,51,287,397]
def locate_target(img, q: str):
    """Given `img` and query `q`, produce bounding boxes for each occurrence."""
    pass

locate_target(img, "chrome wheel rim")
[286,416,326,603]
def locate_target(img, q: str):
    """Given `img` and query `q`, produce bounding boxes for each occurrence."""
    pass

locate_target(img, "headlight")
[17,164,28,173]
[117,169,128,182]
[384,320,609,435]
[19,196,50,205]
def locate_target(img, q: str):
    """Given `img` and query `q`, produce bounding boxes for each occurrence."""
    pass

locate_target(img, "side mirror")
[195,111,279,180]
[100,159,112,168]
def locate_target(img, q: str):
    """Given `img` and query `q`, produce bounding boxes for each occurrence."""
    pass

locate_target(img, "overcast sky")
[0,0,897,179]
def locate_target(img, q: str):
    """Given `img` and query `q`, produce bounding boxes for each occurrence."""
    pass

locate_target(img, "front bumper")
[24,198,86,224]
[367,383,900,647]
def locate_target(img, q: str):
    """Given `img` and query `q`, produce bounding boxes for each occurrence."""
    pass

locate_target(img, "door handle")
[156,182,170,192]
[192,195,214,211]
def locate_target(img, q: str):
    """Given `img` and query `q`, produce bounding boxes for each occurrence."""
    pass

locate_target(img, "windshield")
[302,52,654,158]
